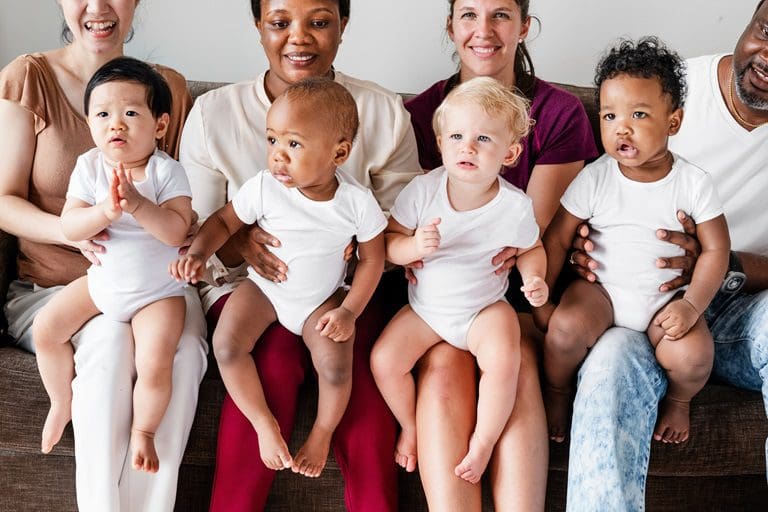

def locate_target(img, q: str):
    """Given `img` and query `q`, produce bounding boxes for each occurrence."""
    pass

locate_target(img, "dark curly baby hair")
[594,36,687,110]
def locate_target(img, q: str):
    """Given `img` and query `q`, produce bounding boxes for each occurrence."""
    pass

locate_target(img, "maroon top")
[405,74,598,191]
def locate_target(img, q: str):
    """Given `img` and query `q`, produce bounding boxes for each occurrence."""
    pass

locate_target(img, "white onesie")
[390,167,539,350]
[66,148,190,322]
[231,169,387,335]
[561,153,723,331]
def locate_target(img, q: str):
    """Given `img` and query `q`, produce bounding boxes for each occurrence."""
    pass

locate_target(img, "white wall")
[0,1,757,92]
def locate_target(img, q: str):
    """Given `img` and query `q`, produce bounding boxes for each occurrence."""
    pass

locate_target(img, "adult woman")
[404,1,597,509]
[179,0,421,509]
[0,1,207,511]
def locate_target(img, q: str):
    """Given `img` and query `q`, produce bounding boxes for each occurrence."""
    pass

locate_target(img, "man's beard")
[734,63,768,111]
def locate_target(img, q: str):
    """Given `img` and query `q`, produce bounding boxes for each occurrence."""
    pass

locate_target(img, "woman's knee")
[416,344,475,401]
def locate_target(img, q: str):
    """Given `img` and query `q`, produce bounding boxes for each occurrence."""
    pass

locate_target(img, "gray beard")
[734,66,768,111]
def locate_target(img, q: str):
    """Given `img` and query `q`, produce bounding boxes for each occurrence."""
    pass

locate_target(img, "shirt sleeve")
[559,166,594,221]
[691,171,724,224]
[155,155,192,205]
[0,55,48,134]
[66,155,96,205]
[355,189,388,242]
[231,173,264,225]
[504,193,540,250]
[180,98,229,221]
[389,175,424,230]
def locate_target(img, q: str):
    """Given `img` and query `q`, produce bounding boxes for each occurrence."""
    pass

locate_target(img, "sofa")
[0,79,766,512]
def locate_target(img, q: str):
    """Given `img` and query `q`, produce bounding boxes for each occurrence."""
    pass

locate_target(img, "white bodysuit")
[231,169,387,335]
[390,168,539,349]
[67,148,190,321]
[561,153,723,331]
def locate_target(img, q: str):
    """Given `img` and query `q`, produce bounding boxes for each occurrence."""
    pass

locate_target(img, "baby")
[32,57,193,472]
[371,76,548,484]
[171,77,386,478]
[534,37,730,444]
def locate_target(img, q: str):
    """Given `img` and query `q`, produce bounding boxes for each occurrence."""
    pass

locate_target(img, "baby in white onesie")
[32,57,193,473]
[171,78,386,478]
[534,38,730,446]
[371,77,548,484]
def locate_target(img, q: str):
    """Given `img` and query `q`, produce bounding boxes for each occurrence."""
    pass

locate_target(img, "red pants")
[209,273,406,512]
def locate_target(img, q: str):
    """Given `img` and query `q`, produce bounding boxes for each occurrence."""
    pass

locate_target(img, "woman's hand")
[569,223,599,282]
[74,230,109,265]
[240,223,288,282]
[656,210,700,292]
[492,246,518,275]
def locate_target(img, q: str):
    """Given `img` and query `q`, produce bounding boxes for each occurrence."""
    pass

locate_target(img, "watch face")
[721,271,746,294]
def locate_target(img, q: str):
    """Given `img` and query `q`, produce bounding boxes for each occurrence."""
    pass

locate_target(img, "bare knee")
[32,311,59,349]
[417,346,475,402]
[212,331,251,366]
[545,312,594,355]
[315,354,352,387]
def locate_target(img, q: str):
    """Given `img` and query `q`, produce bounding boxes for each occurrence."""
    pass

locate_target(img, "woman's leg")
[489,314,548,512]
[566,326,666,512]
[330,274,402,512]
[117,287,208,512]
[208,293,310,512]
[416,343,481,512]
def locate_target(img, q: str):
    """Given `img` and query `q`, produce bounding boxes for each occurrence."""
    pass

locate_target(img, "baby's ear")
[668,108,684,135]
[333,139,353,165]
[154,112,170,139]
[503,142,523,166]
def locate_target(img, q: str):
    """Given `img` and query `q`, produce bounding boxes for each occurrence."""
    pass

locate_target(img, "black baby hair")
[594,36,687,110]
[282,77,359,142]
[84,56,172,118]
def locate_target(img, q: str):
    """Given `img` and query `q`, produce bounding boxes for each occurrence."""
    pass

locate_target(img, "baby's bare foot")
[544,386,572,443]
[395,427,417,472]
[653,397,691,444]
[454,434,494,484]
[41,400,72,454]
[255,418,292,471]
[131,428,159,473]
[292,425,333,478]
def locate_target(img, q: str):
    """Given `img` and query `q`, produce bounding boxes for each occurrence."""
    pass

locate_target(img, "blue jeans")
[566,289,768,512]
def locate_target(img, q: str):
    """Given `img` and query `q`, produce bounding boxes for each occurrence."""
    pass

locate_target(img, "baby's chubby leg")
[455,301,520,484]
[212,280,289,470]
[130,295,186,473]
[648,311,713,444]
[370,305,442,473]
[32,276,100,454]
[542,280,613,442]
[295,289,356,478]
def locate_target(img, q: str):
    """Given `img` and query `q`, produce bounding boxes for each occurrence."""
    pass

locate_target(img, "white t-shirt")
[561,153,723,296]
[391,167,539,321]
[66,148,190,318]
[181,70,422,310]
[231,169,387,333]
[670,54,768,256]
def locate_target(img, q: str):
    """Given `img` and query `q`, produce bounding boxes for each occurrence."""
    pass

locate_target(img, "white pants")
[5,281,208,512]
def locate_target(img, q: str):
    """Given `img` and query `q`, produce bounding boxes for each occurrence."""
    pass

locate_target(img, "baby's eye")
[95,112,108,118]
[267,136,276,145]
[477,135,491,142]
[602,113,615,121]
[125,110,138,117]
[289,140,302,149]
[632,111,647,119]
[449,133,462,140]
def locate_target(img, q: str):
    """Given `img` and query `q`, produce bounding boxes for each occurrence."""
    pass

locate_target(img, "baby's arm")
[316,233,385,342]
[384,216,440,266]
[115,165,192,247]
[60,192,120,242]
[170,202,245,283]
[653,214,730,339]
[515,239,548,307]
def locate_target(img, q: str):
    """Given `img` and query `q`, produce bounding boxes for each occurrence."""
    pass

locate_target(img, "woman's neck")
[58,43,124,83]
[459,66,516,89]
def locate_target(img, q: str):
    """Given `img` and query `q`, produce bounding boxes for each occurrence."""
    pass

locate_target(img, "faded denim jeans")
[566,289,768,512]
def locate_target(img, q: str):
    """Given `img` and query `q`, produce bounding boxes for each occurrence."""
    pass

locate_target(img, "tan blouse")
[0,53,192,287]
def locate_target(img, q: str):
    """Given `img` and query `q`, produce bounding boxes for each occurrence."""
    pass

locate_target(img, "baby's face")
[599,75,681,177]
[87,80,168,168]
[437,101,520,187]
[265,96,344,194]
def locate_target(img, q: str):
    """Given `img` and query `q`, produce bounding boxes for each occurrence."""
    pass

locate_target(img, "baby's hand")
[532,301,555,332]
[521,276,548,307]
[170,253,206,283]
[316,306,356,342]
[115,163,146,215]
[653,298,699,340]
[414,217,441,258]
[100,169,123,221]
